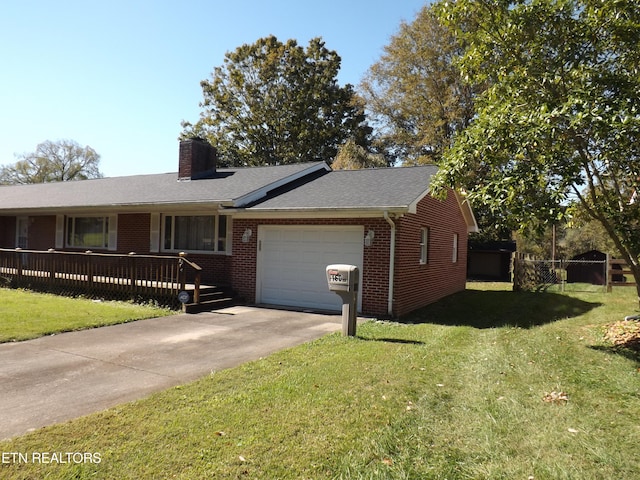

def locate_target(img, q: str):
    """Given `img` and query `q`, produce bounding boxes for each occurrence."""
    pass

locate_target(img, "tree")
[514,220,618,261]
[0,139,102,184]
[360,4,477,166]
[332,138,388,170]
[432,0,640,302]
[182,36,371,167]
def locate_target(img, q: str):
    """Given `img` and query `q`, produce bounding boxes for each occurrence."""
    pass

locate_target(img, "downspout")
[384,211,396,317]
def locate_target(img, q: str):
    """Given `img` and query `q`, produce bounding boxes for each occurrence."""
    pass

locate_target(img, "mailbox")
[326,264,359,337]
[326,264,359,292]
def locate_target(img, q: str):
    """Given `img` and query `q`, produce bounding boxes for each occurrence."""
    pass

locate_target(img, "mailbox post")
[326,264,359,336]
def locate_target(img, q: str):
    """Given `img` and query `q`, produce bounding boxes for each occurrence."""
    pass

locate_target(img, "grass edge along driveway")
[0,288,172,343]
[1,284,639,479]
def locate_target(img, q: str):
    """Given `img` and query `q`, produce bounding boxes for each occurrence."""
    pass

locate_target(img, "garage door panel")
[257,226,363,311]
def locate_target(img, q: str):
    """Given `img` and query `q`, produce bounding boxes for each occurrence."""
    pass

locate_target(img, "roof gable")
[244,165,440,212]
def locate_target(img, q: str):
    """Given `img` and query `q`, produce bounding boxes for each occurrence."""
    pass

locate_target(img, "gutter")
[225,206,408,219]
[384,211,396,317]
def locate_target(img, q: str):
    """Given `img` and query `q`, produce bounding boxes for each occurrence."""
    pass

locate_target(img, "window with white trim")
[420,227,429,264]
[163,214,228,253]
[452,233,459,263]
[66,216,111,249]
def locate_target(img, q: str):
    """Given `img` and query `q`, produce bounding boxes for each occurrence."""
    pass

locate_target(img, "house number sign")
[327,270,346,284]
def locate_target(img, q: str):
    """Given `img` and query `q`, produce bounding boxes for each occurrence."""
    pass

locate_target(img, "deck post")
[48,249,56,287]
[128,252,137,297]
[178,252,187,292]
[85,251,94,291]
[193,271,201,305]
[15,248,23,287]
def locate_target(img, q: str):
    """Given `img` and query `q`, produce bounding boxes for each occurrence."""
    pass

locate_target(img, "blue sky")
[0,0,427,177]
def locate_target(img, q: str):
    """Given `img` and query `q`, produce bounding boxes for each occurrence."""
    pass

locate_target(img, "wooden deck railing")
[0,248,202,309]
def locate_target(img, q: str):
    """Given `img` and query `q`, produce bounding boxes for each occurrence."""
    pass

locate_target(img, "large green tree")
[0,139,102,184]
[182,36,371,167]
[360,4,477,166]
[432,0,640,301]
[331,138,388,170]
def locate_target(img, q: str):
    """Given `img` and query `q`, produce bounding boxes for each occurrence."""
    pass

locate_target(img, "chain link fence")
[513,254,610,292]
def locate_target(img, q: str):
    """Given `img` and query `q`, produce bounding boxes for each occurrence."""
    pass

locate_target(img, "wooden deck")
[0,248,210,310]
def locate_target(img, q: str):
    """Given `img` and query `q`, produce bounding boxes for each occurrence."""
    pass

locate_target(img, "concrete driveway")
[0,306,342,441]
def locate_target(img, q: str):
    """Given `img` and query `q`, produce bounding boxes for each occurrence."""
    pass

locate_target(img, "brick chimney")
[178,138,217,180]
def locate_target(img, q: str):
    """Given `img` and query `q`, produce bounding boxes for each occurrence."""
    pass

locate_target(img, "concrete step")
[183,286,238,313]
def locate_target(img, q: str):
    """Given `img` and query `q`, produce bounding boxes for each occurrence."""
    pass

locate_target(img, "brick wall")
[3,195,469,316]
[117,213,151,254]
[0,216,16,248]
[116,213,231,285]
[393,191,468,316]
[0,215,55,250]
[231,199,469,318]
[230,217,392,315]
[28,216,56,250]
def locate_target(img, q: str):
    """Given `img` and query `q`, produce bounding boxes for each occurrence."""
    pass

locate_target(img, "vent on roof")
[179,138,217,180]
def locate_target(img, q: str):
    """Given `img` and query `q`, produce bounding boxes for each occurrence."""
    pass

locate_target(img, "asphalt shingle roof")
[0,162,325,212]
[247,165,439,211]
[0,162,439,215]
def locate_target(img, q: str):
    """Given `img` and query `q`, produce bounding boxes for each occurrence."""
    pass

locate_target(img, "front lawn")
[0,288,172,342]
[1,283,638,479]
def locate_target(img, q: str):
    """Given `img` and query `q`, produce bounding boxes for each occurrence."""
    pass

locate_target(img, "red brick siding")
[3,194,469,317]
[116,213,231,285]
[0,215,55,250]
[231,198,469,318]
[230,218,392,315]
[362,218,392,315]
[182,253,231,286]
[28,216,56,250]
[117,214,151,254]
[0,216,16,248]
[230,218,258,303]
[392,191,468,316]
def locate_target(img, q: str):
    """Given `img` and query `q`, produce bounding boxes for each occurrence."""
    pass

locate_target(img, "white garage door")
[257,225,364,312]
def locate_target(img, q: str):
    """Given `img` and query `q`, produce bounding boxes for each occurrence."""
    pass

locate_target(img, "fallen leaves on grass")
[603,319,640,351]
[542,391,569,404]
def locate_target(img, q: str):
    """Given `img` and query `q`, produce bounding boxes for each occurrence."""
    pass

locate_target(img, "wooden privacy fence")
[0,248,202,309]
[607,256,637,291]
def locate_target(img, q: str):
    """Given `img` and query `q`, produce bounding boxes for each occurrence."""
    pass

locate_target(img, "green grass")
[1,283,639,479]
[0,288,172,342]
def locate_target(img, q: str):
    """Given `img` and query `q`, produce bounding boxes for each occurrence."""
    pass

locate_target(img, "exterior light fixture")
[364,230,375,246]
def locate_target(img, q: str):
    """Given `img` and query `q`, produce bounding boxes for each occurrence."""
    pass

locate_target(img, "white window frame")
[161,213,230,254]
[66,215,117,251]
[452,233,459,263]
[419,227,429,264]
[16,216,29,249]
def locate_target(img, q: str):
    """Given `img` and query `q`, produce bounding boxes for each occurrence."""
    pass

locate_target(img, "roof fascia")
[231,162,331,208]
[1,202,228,216]
[227,206,408,219]
[407,188,431,214]
[454,190,480,233]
